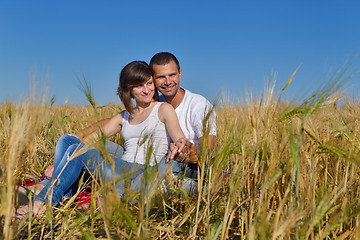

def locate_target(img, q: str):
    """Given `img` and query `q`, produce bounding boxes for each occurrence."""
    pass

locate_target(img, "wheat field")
[1,73,360,239]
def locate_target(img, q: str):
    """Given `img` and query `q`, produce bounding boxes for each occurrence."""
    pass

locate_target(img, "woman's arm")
[75,118,111,140]
[158,103,187,161]
[82,112,124,145]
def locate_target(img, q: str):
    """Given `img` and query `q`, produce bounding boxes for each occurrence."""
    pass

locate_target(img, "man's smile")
[161,84,175,91]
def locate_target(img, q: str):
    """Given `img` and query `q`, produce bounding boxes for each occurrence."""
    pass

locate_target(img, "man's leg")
[171,160,198,194]
[171,160,199,179]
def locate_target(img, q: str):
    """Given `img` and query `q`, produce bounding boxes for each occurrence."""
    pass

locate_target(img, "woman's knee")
[55,134,80,152]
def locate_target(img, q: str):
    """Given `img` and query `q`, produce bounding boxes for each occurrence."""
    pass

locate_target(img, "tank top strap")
[122,110,129,126]
[141,102,163,125]
[152,102,162,119]
[122,102,162,126]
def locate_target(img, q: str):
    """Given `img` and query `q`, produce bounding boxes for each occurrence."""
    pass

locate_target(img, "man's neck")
[165,88,185,109]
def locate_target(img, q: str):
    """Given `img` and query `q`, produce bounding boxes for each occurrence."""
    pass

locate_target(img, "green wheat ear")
[318,144,360,164]
[49,95,56,106]
[279,108,304,121]
[77,73,96,108]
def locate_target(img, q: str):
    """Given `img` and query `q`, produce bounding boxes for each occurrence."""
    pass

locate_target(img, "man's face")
[152,61,182,99]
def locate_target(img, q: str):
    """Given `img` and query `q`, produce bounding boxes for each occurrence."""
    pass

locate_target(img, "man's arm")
[75,118,111,140]
[188,135,216,163]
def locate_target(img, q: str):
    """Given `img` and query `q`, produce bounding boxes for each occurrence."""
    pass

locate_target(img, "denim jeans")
[37,134,83,199]
[107,141,199,194]
[171,160,199,179]
[35,135,170,205]
[171,160,199,194]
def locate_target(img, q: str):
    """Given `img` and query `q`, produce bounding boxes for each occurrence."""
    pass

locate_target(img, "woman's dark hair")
[117,61,158,113]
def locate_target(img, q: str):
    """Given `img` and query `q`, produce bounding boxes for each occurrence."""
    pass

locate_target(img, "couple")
[15,52,216,218]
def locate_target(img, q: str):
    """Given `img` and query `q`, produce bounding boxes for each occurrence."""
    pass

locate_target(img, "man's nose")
[164,77,171,85]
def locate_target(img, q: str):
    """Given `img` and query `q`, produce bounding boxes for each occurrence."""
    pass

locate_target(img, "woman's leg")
[105,141,124,159]
[53,134,82,169]
[129,156,171,196]
[35,144,102,205]
[16,135,82,197]
[101,155,144,196]
[52,134,83,198]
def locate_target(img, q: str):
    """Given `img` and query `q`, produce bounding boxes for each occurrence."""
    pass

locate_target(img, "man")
[149,52,216,181]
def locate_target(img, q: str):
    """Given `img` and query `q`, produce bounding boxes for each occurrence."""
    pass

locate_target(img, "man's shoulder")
[158,89,211,106]
[184,89,212,107]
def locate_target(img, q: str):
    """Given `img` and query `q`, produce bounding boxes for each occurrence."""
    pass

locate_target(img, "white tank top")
[121,102,170,166]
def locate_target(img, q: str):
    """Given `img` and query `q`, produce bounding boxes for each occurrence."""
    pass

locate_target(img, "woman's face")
[131,77,155,105]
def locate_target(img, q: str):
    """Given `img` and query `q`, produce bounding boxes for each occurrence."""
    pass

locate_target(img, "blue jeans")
[171,161,199,179]
[38,134,83,198]
[35,135,170,205]
[171,160,199,194]
[107,142,199,194]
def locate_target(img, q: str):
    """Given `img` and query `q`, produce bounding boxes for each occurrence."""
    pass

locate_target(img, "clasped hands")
[166,138,198,164]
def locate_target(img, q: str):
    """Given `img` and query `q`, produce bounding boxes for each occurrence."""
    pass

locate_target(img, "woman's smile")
[131,77,155,103]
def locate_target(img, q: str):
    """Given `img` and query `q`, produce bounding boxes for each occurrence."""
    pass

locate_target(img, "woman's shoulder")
[119,110,126,116]
[157,102,176,123]
[158,102,174,112]
[110,111,126,122]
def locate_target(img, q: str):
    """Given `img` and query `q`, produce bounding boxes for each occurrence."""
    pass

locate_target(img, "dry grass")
[2,75,360,239]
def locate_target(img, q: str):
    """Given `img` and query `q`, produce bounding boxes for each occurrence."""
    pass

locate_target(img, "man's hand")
[187,142,198,164]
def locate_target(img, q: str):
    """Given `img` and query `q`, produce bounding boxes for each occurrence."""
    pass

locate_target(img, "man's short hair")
[150,52,180,71]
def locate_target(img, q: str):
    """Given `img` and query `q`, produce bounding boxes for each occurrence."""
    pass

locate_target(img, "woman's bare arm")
[82,113,123,145]
[158,103,188,161]
[75,118,111,140]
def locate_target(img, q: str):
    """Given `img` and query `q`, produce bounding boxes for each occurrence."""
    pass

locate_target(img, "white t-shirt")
[160,88,216,153]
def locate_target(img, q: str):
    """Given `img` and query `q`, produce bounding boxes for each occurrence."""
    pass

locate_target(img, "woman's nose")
[143,85,150,93]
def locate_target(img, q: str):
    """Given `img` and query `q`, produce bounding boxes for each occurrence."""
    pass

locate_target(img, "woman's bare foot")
[16,183,46,196]
[78,196,105,212]
[16,164,54,196]
[14,200,47,220]
[43,165,54,179]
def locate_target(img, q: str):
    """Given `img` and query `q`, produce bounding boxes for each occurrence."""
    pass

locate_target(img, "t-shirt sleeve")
[191,99,217,139]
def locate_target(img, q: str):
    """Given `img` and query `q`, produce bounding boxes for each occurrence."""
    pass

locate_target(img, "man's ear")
[179,69,182,78]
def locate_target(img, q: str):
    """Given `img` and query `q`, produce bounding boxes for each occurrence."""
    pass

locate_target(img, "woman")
[15,61,187,218]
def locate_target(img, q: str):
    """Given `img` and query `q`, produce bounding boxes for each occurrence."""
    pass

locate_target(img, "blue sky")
[1,0,360,105]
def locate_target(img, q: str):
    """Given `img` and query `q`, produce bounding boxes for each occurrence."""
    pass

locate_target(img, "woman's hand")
[166,138,187,162]
[167,140,199,164]
[43,165,54,179]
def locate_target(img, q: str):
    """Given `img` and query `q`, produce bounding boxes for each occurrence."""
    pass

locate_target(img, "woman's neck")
[133,100,155,113]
